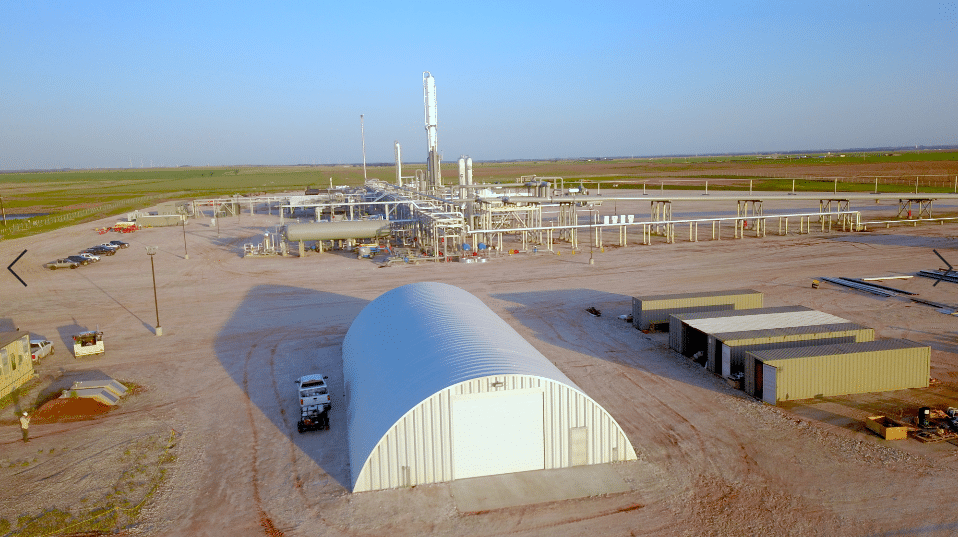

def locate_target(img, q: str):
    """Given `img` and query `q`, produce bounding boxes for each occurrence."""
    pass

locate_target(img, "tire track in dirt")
[266,342,311,504]
[242,342,284,536]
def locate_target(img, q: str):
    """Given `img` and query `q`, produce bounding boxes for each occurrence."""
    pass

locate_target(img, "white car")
[30,339,54,361]
[79,252,100,262]
[98,243,120,250]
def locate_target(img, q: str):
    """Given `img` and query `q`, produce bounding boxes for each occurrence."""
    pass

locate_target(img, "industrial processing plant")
[3,71,958,537]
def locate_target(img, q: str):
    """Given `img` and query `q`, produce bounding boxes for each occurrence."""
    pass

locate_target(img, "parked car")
[43,259,80,269]
[78,253,100,262]
[108,240,130,249]
[30,339,54,361]
[97,243,120,250]
[65,255,91,266]
[84,246,115,256]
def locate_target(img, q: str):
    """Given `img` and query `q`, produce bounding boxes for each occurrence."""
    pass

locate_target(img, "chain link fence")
[0,193,167,239]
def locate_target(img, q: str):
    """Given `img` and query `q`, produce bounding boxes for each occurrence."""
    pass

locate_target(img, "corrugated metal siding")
[633,289,762,330]
[0,333,33,400]
[668,306,811,353]
[746,339,930,403]
[684,310,849,334]
[713,324,874,378]
[345,282,637,493]
[353,373,637,492]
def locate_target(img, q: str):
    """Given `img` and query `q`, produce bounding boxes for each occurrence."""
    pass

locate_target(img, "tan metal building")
[632,289,763,331]
[706,323,875,377]
[668,305,813,356]
[744,339,930,404]
[0,332,34,400]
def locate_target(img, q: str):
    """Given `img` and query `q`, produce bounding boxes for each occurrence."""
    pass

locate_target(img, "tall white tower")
[423,72,441,189]
[394,141,403,187]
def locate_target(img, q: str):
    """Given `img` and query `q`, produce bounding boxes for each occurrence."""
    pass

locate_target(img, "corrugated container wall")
[744,339,930,403]
[668,306,813,355]
[711,323,874,380]
[632,289,763,331]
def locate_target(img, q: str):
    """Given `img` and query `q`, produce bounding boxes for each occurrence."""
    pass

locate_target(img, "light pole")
[145,246,162,336]
[182,220,189,259]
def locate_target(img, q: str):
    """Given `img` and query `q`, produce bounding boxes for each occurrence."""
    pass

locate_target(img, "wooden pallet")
[912,429,958,443]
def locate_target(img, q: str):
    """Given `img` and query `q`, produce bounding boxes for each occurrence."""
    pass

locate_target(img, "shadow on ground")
[828,234,958,250]
[214,285,369,491]
[491,288,734,396]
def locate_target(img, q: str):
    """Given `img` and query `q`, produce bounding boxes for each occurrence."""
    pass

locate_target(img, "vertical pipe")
[395,141,403,187]
[361,115,367,181]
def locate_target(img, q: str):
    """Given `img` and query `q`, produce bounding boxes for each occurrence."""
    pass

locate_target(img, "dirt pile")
[32,397,111,424]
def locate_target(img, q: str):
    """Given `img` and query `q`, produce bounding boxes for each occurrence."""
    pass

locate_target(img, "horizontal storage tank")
[633,289,763,331]
[343,282,637,492]
[708,322,875,379]
[744,339,930,404]
[284,221,390,241]
[668,305,813,356]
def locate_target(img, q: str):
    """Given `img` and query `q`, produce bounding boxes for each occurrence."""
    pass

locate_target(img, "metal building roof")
[635,289,760,302]
[343,282,585,491]
[0,331,27,349]
[681,310,848,334]
[747,338,927,362]
[670,305,811,322]
[711,322,871,342]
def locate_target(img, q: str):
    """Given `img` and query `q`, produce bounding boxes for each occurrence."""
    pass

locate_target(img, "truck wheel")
[297,423,305,434]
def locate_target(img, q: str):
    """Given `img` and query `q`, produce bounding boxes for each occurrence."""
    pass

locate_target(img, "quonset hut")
[343,282,637,493]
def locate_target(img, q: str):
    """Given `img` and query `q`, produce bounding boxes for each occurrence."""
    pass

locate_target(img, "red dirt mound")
[32,397,112,424]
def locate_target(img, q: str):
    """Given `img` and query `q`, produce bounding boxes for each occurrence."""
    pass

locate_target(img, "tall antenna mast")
[360,114,367,181]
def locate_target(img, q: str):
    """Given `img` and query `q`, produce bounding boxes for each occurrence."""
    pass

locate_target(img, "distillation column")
[424,72,442,190]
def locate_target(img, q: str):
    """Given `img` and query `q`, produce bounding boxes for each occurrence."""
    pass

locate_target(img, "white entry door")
[452,388,544,480]
[762,364,777,404]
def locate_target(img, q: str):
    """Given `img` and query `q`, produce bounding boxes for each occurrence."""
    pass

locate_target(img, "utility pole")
[182,220,189,259]
[145,246,162,336]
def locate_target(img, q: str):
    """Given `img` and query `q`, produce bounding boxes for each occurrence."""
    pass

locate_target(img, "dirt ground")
[2,190,958,536]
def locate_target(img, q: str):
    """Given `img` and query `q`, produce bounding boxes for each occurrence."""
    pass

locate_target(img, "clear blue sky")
[2,1,956,170]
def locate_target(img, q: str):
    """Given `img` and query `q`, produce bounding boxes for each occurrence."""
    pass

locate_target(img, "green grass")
[9,432,178,536]
[1,151,956,239]
[0,166,376,239]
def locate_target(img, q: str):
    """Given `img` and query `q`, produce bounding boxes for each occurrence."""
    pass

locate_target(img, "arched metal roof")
[343,282,633,491]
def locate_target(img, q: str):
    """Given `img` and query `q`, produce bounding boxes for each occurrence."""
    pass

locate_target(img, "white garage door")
[452,388,544,480]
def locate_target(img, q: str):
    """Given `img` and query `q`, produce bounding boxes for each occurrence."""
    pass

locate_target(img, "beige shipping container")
[632,289,762,331]
[669,305,814,356]
[744,339,930,405]
[710,323,874,380]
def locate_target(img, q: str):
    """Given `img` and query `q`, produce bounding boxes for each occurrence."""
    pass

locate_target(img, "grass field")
[2,151,957,239]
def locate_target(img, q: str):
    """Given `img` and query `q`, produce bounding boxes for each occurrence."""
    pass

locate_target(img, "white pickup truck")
[30,339,54,361]
[295,374,330,433]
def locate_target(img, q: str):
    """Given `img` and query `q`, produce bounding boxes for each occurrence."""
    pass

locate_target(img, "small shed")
[744,339,930,404]
[632,289,763,331]
[707,323,875,377]
[0,331,33,400]
[668,305,814,356]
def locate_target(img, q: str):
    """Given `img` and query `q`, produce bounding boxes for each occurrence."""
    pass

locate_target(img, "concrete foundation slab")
[450,463,632,513]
